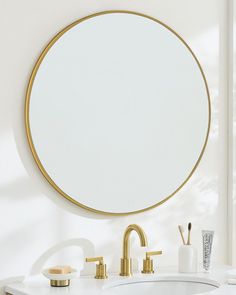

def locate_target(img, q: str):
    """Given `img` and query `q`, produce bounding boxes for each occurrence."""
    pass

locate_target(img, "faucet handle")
[141,251,162,274]
[85,256,108,279]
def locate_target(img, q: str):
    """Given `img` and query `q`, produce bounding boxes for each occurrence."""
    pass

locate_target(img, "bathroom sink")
[105,276,220,295]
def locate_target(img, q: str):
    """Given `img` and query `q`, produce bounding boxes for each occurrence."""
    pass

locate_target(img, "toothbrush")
[187,222,192,245]
[178,225,186,245]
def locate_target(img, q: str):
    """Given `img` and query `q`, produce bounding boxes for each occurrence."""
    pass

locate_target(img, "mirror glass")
[26,11,210,215]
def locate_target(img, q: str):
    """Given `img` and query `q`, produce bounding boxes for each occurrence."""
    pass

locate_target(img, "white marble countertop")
[5,266,236,295]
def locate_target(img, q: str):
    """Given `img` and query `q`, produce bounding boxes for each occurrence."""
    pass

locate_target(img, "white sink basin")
[105,276,220,295]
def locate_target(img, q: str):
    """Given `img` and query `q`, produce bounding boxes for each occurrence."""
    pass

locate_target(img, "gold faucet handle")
[142,251,162,274]
[86,256,104,264]
[146,251,162,259]
[85,256,108,279]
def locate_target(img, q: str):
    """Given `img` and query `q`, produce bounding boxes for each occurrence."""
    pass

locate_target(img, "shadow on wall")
[30,238,95,276]
[92,151,220,273]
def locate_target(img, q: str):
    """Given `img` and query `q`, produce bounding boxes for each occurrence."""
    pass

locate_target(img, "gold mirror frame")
[25,10,211,216]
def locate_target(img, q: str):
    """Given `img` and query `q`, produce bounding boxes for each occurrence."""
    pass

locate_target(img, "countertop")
[5,266,236,295]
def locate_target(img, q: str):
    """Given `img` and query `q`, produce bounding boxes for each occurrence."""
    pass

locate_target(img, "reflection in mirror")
[26,11,210,215]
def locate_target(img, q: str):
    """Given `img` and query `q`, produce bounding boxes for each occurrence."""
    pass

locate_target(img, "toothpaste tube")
[202,230,214,272]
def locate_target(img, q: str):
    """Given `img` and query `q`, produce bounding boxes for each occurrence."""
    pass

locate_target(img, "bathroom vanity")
[4,224,236,295]
[5,267,236,295]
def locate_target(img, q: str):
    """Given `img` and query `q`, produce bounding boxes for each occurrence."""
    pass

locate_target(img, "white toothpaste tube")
[202,230,214,272]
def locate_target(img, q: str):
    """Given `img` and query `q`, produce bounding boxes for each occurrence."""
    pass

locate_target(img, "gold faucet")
[120,224,148,276]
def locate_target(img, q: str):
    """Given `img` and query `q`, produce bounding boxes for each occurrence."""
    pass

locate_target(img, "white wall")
[0,0,229,292]
[232,0,236,266]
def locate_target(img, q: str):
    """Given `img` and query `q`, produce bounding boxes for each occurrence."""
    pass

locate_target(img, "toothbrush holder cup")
[178,245,198,273]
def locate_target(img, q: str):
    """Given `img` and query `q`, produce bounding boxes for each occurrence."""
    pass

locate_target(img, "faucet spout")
[120,224,148,276]
[123,224,147,258]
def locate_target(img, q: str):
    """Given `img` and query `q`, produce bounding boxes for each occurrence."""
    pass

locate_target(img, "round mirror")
[26,11,210,215]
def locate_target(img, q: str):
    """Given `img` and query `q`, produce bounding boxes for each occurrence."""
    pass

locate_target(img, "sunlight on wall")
[0,1,228,292]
